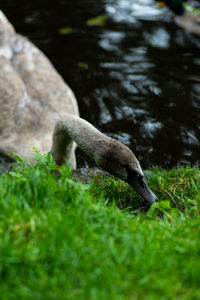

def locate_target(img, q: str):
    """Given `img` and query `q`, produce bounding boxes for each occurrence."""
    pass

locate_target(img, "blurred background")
[2,0,200,169]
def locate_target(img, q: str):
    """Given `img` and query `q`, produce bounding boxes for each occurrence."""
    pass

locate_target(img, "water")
[2,0,200,169]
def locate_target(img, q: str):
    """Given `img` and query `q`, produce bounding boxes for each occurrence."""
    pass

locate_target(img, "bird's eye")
[121,166,142,180]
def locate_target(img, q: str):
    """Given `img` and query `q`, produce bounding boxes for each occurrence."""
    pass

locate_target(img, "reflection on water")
[106,0,166,21]
[1,0,200,168]
[144,28,170,48]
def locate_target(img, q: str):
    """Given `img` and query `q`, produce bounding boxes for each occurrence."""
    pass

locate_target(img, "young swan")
[51,114,158,204]
[174,12,200,36]
[0,10,157,204]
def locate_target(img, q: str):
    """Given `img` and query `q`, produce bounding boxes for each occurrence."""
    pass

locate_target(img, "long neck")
[50,114,108,166]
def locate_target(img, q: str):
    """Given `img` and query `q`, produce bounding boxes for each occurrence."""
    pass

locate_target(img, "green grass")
[0,153,200,299]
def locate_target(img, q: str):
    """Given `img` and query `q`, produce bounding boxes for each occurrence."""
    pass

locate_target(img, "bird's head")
[94,139,158,204]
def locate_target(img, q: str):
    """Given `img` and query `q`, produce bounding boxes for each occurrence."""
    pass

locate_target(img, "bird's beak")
[157,1,166,8]
[127,176,158,204]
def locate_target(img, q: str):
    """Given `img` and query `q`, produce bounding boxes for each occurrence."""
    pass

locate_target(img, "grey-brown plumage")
[174,12,200,35]
[0,10,78,165]
[0,11,157,204]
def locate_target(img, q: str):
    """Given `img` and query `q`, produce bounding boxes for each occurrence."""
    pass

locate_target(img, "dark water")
[2,0,200,169]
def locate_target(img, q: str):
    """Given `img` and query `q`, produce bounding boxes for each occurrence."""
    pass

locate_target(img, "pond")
[2,0,200,169]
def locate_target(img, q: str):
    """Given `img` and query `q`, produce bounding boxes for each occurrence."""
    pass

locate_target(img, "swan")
[0,11,157,204]
[156,0,200,35]
[174,12,200,36]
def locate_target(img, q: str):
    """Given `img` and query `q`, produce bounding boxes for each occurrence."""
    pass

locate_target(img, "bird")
[174,11,200,36]
[156,0,200,35]
[0,10,157,204]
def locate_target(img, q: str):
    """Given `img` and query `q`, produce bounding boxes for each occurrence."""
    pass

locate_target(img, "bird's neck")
[50,114,108,167]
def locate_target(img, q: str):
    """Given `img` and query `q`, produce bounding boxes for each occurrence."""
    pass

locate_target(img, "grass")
[0,152,200,299]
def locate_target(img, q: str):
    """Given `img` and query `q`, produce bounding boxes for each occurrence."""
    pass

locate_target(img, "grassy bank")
[0,153,200,300]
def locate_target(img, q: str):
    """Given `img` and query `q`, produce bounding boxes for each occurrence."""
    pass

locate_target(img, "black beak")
[127,176,158,204]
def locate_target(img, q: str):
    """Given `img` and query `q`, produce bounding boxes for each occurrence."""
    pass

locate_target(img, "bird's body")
[156,0,200,35]
[0,11,157,204]
[0,11,78,166]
